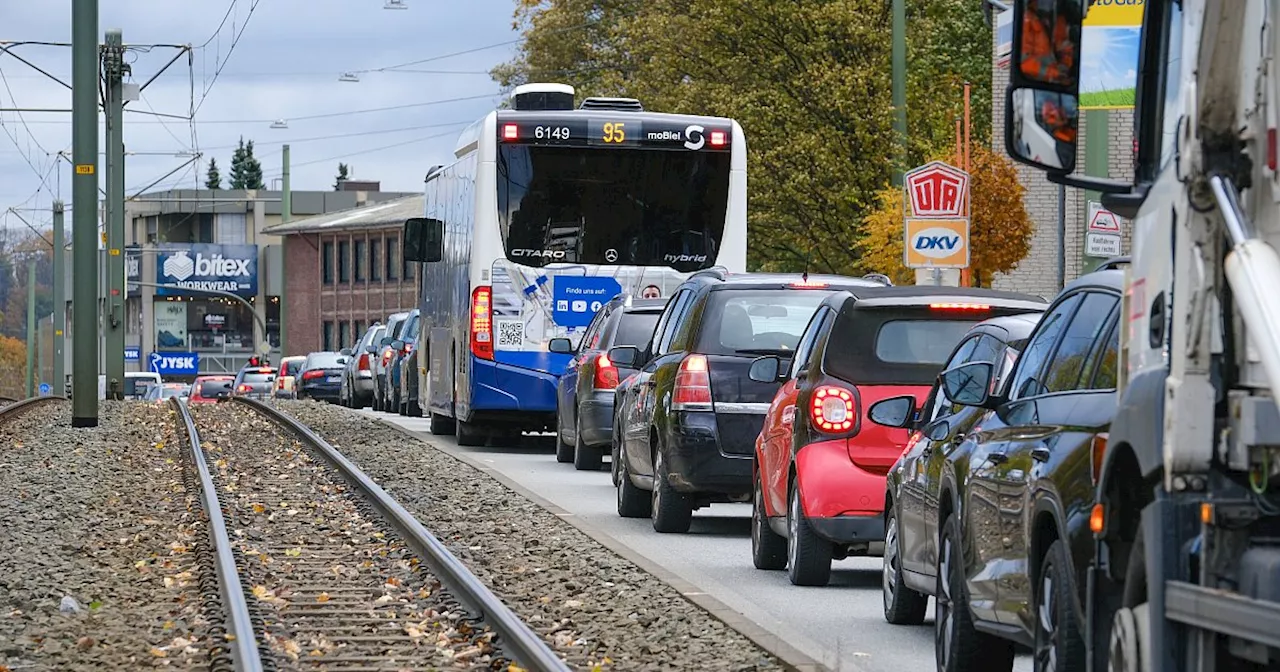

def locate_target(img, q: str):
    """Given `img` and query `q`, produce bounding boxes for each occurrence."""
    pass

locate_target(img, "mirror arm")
[1100,182,1152,220]
[1046,173,1132,195]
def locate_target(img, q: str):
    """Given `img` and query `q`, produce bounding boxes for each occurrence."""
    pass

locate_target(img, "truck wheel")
[883,506,928,625]
[1035,539,1086,671]
[615,448,651,518]
[936,513,1014,672]
[751,472,787,570]
[573,416,603,471]
[786,484,832,586]
[651,450,692,533]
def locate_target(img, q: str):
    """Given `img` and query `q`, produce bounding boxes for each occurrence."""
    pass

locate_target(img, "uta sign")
[904,161,970,218]
[903,161,971,270]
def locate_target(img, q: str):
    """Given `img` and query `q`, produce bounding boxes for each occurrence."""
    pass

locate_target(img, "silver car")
[340,323,385,408]
[373,311,410,412]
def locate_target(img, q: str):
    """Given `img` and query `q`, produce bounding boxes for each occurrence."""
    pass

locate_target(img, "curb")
[375,418,832,672]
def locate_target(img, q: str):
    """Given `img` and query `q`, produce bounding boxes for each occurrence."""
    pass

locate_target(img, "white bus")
[402,82,747,445]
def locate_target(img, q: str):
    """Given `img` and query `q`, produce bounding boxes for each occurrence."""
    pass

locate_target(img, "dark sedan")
[551,296,665,470]
[298,352,348,402]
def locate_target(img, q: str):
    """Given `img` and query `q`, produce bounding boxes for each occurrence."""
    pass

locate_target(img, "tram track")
[173,397,569,672]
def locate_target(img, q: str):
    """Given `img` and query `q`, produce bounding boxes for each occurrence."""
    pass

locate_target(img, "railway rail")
[172,396,569,672]
[0,394,61,416]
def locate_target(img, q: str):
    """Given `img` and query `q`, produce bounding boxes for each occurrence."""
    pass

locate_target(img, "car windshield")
[308,353,344,369]
[697,289,833,355]
[613,311,661,349]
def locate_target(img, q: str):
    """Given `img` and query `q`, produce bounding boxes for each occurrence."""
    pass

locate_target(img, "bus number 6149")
[534,126,571,141]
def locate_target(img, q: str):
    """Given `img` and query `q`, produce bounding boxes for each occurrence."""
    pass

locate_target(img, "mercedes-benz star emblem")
[605,248,618,262]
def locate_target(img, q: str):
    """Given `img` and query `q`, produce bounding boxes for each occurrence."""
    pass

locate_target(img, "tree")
[0,334,27,398]
[228,137,265,190]
[205,158,222,189]
[334,163,350,190]
[857,144,1034,286]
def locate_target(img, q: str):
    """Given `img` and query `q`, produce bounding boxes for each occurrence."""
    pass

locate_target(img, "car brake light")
[237,384,252,393]
[358,353,371,371]
[382,349,393,365]
[302,370,324,380]
[811,385,855,432]
[592,354,619,390]
[471,285,494,360]
[929,303,991,310]
[672,354,713,410]
[502,123,518,140]
[790,280,828,288]
[1090,433,1108,484]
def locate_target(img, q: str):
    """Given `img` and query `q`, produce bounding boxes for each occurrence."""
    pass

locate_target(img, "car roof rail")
[1094,256,1131,271]
[687,266,728,281]
[861,272,893,286]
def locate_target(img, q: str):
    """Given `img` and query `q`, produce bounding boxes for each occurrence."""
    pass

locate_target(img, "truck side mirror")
[403,217,444,263]
[1005,0,1083,174]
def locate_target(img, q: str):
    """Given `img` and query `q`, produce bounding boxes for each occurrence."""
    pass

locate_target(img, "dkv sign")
[902,161,971,269]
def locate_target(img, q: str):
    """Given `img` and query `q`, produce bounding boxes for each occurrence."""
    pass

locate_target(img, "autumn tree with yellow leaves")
[858,144,1033,286]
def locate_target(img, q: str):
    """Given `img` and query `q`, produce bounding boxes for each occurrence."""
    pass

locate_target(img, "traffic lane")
[368,413,1012,672]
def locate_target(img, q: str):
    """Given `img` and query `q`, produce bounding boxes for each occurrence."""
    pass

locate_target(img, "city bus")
[402,82,747,445]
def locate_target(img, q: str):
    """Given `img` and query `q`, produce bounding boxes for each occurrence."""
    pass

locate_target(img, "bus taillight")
[710,130,727,146]
[470,285,494,360]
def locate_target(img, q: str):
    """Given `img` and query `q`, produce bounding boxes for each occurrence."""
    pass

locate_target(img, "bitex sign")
[903,161,971,269]
[156,244,258,296]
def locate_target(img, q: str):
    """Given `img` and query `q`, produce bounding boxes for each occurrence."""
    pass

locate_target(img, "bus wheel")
[457,420,486,447]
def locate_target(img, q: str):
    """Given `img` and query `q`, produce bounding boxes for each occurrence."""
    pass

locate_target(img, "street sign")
[1086,232,1123,257]
[38,383,50,396]
[1088,207,1121,233]
[1085,201,1123,259]
[904,161,970,218]
[124,346,140,362]
[904,218,970,268]
[149,352,200,376]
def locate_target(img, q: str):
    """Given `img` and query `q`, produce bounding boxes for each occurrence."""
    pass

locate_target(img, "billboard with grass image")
[1081,0,1145,109]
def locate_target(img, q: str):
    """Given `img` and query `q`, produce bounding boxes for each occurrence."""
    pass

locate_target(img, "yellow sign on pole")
[904,219,971,269]
[75,164,94,175]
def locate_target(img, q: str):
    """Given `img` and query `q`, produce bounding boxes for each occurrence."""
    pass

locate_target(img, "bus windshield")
[497,145,730,270]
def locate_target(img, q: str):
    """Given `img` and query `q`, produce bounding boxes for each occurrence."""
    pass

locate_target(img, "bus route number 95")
[602,121,626,143]
[534,125,571,141]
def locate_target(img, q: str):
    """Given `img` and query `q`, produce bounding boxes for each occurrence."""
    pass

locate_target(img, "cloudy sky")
[0,0,519,232]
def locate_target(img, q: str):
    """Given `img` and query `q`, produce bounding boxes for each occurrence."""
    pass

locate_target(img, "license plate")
[328,375,340,382]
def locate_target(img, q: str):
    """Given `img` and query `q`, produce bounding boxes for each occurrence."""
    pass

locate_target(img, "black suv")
[608,271,885,533]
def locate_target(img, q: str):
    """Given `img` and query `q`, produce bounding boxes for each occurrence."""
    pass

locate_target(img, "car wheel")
[751,471,787,570]
[456,419,486,447]
[407,397,421,417]
[786,483,833,586]
[610,426,621,487]
[555,424,574,463]
[1034,539,1086,672]
[883,505,928,624]
[615,447,651,518]
[573,415,603,471]
[936,513,1014,672]
[651,449,692,533]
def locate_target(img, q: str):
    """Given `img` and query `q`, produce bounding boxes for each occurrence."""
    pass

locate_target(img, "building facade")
[262,195,423,356]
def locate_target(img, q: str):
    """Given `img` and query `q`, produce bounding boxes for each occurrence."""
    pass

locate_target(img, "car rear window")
[698,289,832,355]
[241,372,275,384]
[308,353,343,369]
[825,305,1018,385]
[612,312,660,349]
[281,360,301,376]
[196,380,232,396]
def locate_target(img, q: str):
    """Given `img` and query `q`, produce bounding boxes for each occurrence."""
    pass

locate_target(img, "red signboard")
[904,161,970,218]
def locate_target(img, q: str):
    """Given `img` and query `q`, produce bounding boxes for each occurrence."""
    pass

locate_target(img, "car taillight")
[1090,433,1109,484]
[382,349,393,365]
[358,353,370,371]
[810,385,855,433]
[592,354,619,390]
[471,285,493,360]
[302,370,324,380]
[237,384,251,393]
[671,354,712,410]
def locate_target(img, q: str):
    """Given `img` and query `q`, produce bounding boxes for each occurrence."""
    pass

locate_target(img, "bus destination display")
[498,116,731,151]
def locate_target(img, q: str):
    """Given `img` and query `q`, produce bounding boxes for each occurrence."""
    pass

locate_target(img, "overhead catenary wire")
[193,0,262,115]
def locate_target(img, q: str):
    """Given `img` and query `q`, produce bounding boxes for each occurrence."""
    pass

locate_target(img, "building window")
[386,237,399,280]
[354,240,366,281]
[322,241,334,284]
[402,251,413,283]
[322,321,334,351]
[338,240,350,283]
[370,239,381,281]
[354,321,364,341]
[338,321,349,350]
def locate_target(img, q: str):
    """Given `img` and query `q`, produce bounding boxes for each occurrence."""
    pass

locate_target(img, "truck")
[1001,0,1280,670]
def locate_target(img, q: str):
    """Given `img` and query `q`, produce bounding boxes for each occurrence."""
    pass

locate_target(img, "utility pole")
[891,0,907,186]
[25,260,35,398]
[52,200,65,396]
[280,144,291,355]
[103,29,127,400]
[71,0,100,426]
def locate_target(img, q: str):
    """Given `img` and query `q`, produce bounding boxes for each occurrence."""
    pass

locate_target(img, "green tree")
[229,138,265,190]
[205,158,222,189]
[334,162,350,190]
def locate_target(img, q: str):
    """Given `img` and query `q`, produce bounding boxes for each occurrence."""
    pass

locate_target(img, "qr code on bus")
[495,319,525,348]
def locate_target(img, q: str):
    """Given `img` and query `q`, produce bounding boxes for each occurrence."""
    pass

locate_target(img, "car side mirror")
[925,420,951,442]
[391,340,405,351]
[747,356,781,384]
[608,346,640,368]
[941,361,995,408]
[380,336,393,347]
[868,395,915,429]
[548,338,574,354]
[340,348,353,357]
[365,344,378,354]
[403,217,444,263]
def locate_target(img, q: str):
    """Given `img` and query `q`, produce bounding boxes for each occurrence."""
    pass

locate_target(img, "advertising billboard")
[155,244,258,296]
[1080,0,1145,109]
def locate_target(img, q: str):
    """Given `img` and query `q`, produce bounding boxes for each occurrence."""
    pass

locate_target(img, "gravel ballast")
[0,401,207,670]
[277,400,784,672]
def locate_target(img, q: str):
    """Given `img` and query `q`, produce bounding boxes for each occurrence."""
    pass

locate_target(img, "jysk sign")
[553,276,622,328]
[156,244,258,296]
[125,346,140,362]
[150,351,199,375]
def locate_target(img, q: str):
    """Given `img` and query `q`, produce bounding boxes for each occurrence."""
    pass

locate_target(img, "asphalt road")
[366,410,1031,672]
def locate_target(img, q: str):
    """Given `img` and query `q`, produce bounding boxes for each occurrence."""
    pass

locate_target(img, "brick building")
[989,13,1136,298]
[262,195,423,356]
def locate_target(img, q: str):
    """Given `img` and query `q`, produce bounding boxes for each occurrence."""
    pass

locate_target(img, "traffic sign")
[38,383,50,396]
[1086,232,1122,258]
[904,161,970,218]
[904,218,970,269]
[1088,207,1121,233]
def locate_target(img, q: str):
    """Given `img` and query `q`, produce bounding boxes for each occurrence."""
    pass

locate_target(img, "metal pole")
[38,315,45,391]
[71,0,100,426]
[104,28,126,400]
[26,260,35,398]
[53,200,65,395]
[280,143,290,354]
[891,0,906,186]
[961,82,972,288]
[1057,184,1067,289]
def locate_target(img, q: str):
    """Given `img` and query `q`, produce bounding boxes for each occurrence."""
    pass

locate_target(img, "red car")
[188,375,234,404]
[748,287,1046,586]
